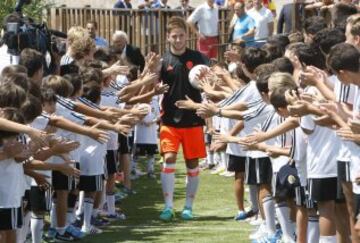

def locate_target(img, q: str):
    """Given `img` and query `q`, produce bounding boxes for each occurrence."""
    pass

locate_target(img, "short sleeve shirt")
[247,6,274,40]
[232,14,255,42]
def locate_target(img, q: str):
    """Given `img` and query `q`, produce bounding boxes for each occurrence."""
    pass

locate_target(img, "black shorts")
[294,186,308,207]
[23,189,31,212]
[338,161,351,183]
[245,157,273,185]
[30,186,52,212]
[308,177,337,202]
[52,170,76,191]
[227,155,246,173]
[106,150,118,176]
[0,207,23,230]
[118,134,130,154]
[205,133,212,145]
[78,175,103,192]
[134,144,158,156]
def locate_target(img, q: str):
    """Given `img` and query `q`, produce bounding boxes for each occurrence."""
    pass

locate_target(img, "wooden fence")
[48,8,232,59]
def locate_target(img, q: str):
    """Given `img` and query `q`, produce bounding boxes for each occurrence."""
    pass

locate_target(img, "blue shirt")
[232,14,255,43]
[94,37,108,48]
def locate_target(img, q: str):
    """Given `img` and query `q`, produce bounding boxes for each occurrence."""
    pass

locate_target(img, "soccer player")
[158,16,209,221]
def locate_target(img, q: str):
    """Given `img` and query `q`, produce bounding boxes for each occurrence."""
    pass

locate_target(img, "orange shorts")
[160,125,206,160]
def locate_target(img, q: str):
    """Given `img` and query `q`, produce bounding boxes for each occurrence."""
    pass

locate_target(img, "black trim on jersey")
[77,97,101,110]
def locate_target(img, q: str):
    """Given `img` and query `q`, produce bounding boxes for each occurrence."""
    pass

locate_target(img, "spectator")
[247,0,274,47]
[187,0,219,59]
[175,0,194,15]
[114,0,132,9]
[229,2,255,44]
[277,0,305,34]
[153,0,171,8]
[111,31,145,71]
[86,21,108,48]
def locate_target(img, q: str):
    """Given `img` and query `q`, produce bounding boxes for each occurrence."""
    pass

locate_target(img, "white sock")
[220,152,227,168]
[50,201,57,228]
[66,208,75,225]
[147,155,155,173]
[214,152,220,166]
[307,216,320,243]
[106,193,116,215]
[99,185,106,210]
[56,227,66,235]
[92,207,99,218]
[319,235,337,243]
[76,191,85,217]
[275,202,295,241]
[82,197,94,230]
[262,195,276,235]
[131,155,137,171]
[248,185,259,212]
[161,163,176,208]
[31,213,44,243]
[17,211,31,243]
[185,167,200,209]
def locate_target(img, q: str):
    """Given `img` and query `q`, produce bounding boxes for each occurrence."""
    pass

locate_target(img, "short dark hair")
[82,81,101,104]
[80,67,103,85]
[0,65,27,78]
[1,73,30,92]
[267,35,290,51]
[291,43,326,69]
[40,88,57,104]
[303,16,327,35]
[0,83,27,108]
[42,75,74,97]
[19,48,44,77]
[94,48,118,64]
[240,47,267,73]
[272,57,294,75]
[0,108,25,139]
[312,28,346,55]
[63,74,83,97]
[262,43,284,62]
[332,3,358,30]
[327,43,360,72]
[87,20,98,29]
[270,87,290,110]
[20,95,42,123]
[254,63,278,93]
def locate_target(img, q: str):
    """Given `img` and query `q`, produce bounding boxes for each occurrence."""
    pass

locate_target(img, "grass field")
[78,156,253,243]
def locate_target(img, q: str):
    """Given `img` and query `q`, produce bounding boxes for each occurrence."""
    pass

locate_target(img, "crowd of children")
[1,3,360,243]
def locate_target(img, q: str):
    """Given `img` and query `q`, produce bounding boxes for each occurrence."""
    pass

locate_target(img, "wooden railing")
[48,8,232,59]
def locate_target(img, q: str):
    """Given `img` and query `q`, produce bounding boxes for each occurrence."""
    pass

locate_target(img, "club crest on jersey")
[186,61,194,70]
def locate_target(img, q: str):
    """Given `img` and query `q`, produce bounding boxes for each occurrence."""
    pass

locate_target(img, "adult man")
[187,0,219,59]
[111,31,145,71]
[158,16,208,221]
[86,21,108,48]
[175,0,194,16]
[247,0,274,46]
[229,2,255,43]
[114,0,132,9]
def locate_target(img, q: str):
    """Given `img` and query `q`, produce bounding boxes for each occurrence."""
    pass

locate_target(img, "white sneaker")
[211,166,225,175]
[249,217,263,226]
[249,223,267,240]
[81,226,103,235]
[224,171,235,177]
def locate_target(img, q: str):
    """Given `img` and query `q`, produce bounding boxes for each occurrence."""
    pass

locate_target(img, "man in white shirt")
[247,0,274,47]
[187,0,219,59]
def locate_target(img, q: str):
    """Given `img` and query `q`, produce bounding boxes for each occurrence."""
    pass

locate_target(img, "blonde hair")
[268,72,297,93]
[67,26,87,45]
[70,36,96,61]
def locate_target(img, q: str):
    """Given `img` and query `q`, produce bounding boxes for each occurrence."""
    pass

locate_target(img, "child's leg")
[235,172,245,211]
[31,211,45,243]
[318,200,337,242]
[147,154,155,174]
[296,206,308,243]
[259,184,276,235]
[82,192,96,230]
[55,190,68,234]
[335,201,351,243]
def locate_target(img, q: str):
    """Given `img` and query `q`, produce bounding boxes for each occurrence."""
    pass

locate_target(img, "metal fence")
[48,7,232,59]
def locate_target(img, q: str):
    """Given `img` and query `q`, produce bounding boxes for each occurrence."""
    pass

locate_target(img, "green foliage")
[0,0,53,26]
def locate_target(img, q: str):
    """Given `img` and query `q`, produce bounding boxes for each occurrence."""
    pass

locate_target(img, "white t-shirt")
[301,114,339,179]
[247,6,274,40]
[188,2,219,37]
[29,114,53,186]
[332,75,357,162]
[100,88,120,150]
[291,127,308,186]
[0,158,24,208]
[349,87,360,193]
[53,97,86,164]
[79,137,107,176]
[134,96,160,145]
[225,81,264,156]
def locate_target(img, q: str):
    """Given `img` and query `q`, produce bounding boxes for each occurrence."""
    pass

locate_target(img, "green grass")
[79,156,253,243]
